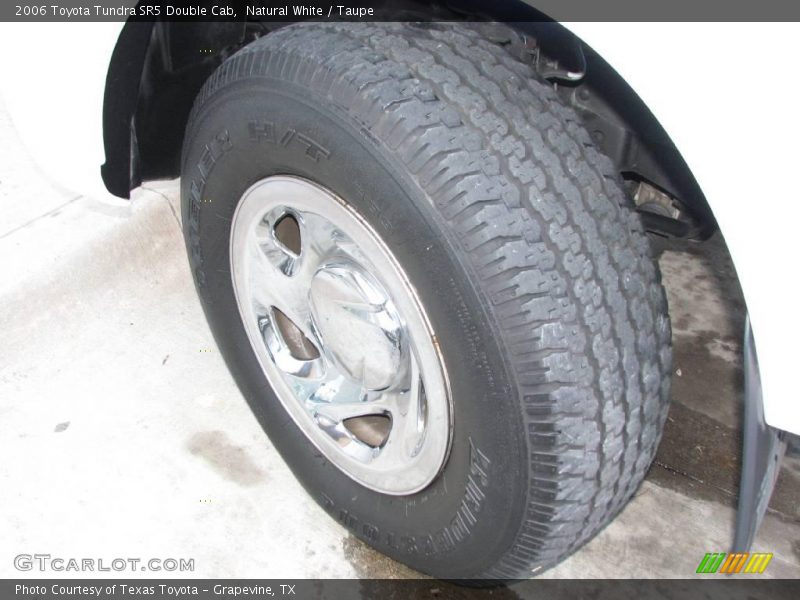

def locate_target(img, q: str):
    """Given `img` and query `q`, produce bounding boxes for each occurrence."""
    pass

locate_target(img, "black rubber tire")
[180,22,672,579]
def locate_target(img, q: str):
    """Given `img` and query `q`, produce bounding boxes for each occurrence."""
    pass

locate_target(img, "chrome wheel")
[230,176,452,494]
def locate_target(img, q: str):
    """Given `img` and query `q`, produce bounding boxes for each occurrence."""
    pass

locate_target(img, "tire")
[180,22,672,579]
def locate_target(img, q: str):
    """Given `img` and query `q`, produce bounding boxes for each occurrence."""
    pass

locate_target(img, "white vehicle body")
[0,20,797,440]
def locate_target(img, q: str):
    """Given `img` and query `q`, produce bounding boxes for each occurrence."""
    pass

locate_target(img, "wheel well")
[101,2,715,237]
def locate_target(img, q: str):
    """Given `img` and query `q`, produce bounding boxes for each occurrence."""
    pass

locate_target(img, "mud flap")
[733,316,786,551]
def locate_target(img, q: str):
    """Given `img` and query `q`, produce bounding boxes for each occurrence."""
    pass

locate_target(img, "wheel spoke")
[248,232,317,338]
[373,359,425,465]
[261,317,324,378]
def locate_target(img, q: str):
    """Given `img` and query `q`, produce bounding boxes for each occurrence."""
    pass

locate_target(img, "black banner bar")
[4,0,800,22]
[2,579,800,600]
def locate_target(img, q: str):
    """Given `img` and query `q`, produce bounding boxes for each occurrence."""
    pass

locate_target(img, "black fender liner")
[100,17,246,198]
[100,21,154,198]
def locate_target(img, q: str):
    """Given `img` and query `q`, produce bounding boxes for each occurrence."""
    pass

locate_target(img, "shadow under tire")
[180,22,672,579]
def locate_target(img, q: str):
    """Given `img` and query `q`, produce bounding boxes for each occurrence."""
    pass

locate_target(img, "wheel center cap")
[309,263,405,391]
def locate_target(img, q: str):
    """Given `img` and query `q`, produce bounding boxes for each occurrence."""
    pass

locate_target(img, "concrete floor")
[1,98,798,583]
